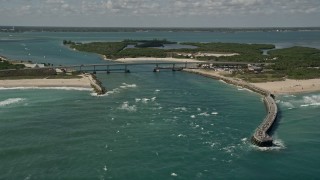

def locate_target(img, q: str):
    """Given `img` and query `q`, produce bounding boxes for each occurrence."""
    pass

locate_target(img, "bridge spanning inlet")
[59,62,198,73]
[55,61,270,74]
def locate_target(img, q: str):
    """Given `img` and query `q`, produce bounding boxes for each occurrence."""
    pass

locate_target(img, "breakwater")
[183,69,278,147]
[87,73,107,95]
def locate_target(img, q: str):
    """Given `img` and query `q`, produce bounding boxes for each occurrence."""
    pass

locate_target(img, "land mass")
[0,57,106,94]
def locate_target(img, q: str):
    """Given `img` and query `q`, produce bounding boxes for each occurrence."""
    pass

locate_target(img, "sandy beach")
[115,57,204,63]
[252,79,320,94]
[184,69,320,95]
[0,75,92,89]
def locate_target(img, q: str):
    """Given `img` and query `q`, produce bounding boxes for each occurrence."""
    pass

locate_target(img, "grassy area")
[269,46,320,79]
[227,72,286,83]
[0,59,25,70]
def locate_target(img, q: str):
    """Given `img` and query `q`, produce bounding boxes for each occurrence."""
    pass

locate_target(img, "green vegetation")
[67,39,174,59]
[180,42,275,62]
[269,46,320,79]
[63,40,76,45]
[126,39,176,48]
[70,42,126,59]
[66,40,320,80]
[227,71,286,83]
[0,59,25,70]
[68,40,274,61]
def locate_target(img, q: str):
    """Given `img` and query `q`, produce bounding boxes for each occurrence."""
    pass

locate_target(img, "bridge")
[54,61,271,74]
[57,62,198,73]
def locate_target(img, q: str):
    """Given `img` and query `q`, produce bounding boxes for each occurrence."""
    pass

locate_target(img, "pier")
[251,94,278,147]
[183,69,278,147]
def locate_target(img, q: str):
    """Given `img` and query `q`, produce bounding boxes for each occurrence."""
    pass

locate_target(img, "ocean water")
[1,31,320,179]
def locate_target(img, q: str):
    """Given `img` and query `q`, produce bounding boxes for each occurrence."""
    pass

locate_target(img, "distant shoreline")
[2,26,320,33]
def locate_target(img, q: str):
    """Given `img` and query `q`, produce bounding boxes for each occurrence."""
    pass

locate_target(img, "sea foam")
[301,95,320,107]
[252,138,286,151]
[118,102,137,112]
[120,83,137,89]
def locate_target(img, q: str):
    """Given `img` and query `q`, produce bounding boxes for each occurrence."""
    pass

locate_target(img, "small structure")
[24,63,45,68]
[55,68,66,74]
[248,64,263,73]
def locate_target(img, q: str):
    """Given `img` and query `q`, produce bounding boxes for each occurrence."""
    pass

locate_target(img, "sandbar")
[0,75,92,89]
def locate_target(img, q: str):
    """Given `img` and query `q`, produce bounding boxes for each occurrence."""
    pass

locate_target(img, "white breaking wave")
[171,173,178,177]
[120,83,137,89]
[301,95,320,107]
[141,98,150,104]
[198,112,210,117]
[174,107,187,111]
[91,89,121,97]
[278,100,295,109]
[93,83,136,97]
[211,112,219,115]
[135,97,157,104]
[118,102,137,112]
[252,138,286,151]
[0,98,25,107]
[277,94,320,109]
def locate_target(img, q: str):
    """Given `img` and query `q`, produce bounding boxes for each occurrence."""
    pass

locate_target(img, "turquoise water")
[1,31,320,179]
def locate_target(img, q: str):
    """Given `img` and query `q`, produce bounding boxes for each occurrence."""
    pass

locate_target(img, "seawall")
[183,69,278,147]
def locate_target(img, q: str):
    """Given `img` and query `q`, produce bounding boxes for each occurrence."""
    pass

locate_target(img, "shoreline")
[184,69,320,95]
[183,69,270,95]
[0,74,107,95]
[0,74,92,89]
